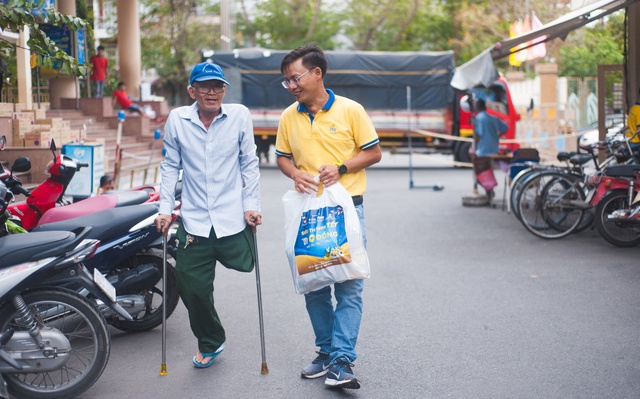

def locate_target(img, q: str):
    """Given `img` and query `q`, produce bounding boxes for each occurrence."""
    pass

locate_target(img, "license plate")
[93,268,117,303]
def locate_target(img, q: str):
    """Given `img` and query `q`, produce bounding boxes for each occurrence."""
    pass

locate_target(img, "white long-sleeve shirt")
[159,102,260,238]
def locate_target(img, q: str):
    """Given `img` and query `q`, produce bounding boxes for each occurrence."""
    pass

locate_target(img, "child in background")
[96,175,115,196]
[112,82,155,118]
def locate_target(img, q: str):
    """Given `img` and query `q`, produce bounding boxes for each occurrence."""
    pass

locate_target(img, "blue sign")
[76,28,85,64]
[39,23,85,71]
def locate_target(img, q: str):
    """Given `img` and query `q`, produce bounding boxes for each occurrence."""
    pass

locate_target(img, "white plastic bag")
[282,182,370,295]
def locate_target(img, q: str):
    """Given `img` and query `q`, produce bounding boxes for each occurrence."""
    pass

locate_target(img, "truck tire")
[454,141,472,164]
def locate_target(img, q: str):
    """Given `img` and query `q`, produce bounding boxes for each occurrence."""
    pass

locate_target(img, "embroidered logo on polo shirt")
[329,124,336,133]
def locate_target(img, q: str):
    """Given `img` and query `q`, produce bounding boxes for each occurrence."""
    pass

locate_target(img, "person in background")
[470,98,508,199]
[627,87,640,146]
[92,175,114,197]
[275,43,381,390]
[154,61,262,369]
[112,81,154,118]
[90,45,109,98]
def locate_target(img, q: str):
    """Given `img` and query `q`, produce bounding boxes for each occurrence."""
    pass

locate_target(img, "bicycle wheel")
[517,172,585,239]
[512,169,561,223]
[539,174,586,234]
[509,167,536,220]
[594,190,640,247]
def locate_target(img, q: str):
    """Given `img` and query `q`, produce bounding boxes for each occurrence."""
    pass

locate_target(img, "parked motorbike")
[594,164,640,247]
[1,138,179,333]
[31,203,180,332]
[0,178,130,397]
[4,139,158,231]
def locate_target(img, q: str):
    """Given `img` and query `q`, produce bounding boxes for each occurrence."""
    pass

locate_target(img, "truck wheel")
[454,141,472,164]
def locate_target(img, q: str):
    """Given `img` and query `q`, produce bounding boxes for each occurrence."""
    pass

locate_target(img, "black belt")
[352,195,363,206]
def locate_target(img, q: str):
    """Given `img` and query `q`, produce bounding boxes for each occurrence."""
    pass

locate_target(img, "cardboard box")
[12,119,33,138]
[0,103,13,118]
[32,102,50,111]
[24,130,52,148]
[13,112,35,123]
[33,108,47,120]
[35,118,63,128]
[0,117,13,147]
[13,103,30,112]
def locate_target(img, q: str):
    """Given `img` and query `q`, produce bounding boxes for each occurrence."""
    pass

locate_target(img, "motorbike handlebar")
[10,183,30,197]
[77,162,90,169]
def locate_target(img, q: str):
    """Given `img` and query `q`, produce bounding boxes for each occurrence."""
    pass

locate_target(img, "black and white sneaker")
[324,356,361,389]
[301,352,331,379]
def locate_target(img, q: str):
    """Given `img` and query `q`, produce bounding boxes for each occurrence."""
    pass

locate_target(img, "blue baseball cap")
[189,62,230,86]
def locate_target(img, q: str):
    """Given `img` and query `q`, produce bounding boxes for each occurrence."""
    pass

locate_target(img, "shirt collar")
[297,89,335,114]
[179,102,227,124]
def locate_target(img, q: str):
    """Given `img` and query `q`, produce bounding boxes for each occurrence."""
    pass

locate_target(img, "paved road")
[80,164,640,399]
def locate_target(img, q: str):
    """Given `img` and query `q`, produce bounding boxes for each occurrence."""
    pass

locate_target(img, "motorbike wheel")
[0,288,109,399]
[109,254,180,332]
[595,191,640,247]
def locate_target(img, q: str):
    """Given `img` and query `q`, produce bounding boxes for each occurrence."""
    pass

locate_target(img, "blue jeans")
[304,204,366,363]
[93,80,104,98]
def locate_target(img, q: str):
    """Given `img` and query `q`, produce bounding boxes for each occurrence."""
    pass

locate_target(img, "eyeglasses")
[281,68,315,89]
[193,83,226,94]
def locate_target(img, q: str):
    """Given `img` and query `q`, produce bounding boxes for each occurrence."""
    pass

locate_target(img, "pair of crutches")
[159,225,268,375]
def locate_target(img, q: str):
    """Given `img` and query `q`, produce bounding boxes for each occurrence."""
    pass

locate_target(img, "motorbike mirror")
[11,156,31,174]
[50,138,57,159]
[0,135,5,151]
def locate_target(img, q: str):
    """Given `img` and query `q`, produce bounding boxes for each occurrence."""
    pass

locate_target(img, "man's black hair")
[476,99,487,111]
[280,43,327,77]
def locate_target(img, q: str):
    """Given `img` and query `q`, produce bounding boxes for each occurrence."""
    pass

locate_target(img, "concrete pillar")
[16,28,32,109]
[535,63,558,120]
[49,0,77,109]
[628,3,639,106]
[116,0,141,99]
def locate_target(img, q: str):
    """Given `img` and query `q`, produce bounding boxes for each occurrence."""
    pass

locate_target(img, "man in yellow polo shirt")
[275,43,381,390]
[628,87,640,142]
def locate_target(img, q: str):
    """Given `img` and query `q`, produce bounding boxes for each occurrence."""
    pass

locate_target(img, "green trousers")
[175,223,255,354]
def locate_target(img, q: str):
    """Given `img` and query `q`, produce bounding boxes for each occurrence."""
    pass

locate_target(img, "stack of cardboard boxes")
[0,102,79,148]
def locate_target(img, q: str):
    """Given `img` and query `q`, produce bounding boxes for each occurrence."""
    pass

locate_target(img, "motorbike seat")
[569,154,593,166]
[0,230,76,268]
[103,190,150,206]
[604,164,640,178]
[32,203,160,243]
[38,194,119,226]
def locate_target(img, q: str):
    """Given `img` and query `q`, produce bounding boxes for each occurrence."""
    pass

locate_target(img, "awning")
[450,47,498,91]
[451,0,639,90]
[491,0,640,60]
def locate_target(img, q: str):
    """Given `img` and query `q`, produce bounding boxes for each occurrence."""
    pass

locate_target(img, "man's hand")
[245,211,262,227]
[292,170,319,194]
[318,164,341,188]
[155,214,173,236]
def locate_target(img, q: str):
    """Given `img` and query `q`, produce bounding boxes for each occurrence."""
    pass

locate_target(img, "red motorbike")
[3,140,159,230]
[594,164,640,247]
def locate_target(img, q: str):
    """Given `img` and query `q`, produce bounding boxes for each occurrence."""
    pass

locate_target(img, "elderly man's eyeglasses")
[193,83,226,94]
[281,68,315,89]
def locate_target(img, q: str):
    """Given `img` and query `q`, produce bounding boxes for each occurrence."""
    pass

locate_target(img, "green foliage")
[241,0,342,49]
[139,0,212,105]
[0,0,91,77]
[559,17,625,78]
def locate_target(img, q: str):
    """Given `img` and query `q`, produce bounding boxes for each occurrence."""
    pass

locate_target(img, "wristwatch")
[337,163,348,176]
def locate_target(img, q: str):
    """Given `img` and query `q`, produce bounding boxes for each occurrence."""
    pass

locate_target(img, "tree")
[0,0,90,77]
[236,0,342,50]
[139,0,215,105]
[559,12,625,78]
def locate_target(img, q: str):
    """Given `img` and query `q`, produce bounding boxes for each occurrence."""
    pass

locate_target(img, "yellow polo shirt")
[628,102,640,143]
[276,90,379,196]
